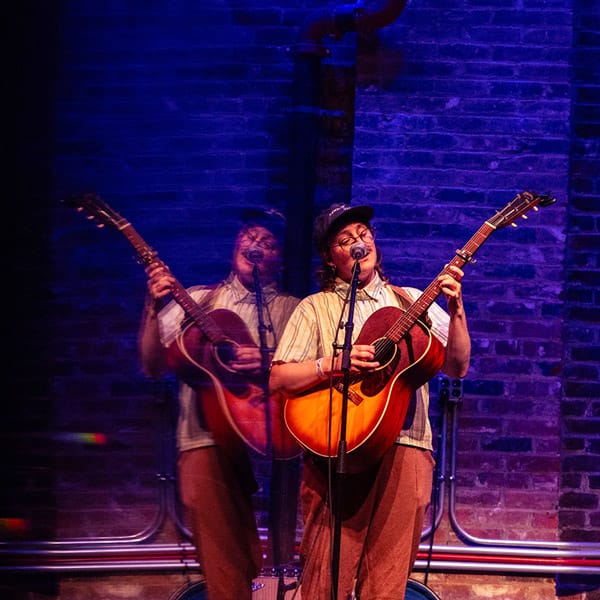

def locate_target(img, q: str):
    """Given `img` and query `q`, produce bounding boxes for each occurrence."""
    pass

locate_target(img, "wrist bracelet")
[315,357,326,380]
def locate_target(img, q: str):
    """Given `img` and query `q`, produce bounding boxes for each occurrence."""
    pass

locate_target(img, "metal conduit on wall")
[1,545,598,577]
[284,0,409,298]
[433,378,599,552]
[1,378,599,577]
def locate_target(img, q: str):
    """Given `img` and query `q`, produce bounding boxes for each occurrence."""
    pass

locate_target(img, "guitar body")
[166,308,301,460]
[284,306,445,472]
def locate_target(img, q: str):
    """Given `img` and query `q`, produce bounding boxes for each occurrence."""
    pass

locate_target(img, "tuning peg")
[521,214,528,219]
[511,222,518,227]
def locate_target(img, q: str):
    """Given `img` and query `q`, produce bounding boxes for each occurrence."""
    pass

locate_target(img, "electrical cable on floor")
[424,378,449,588]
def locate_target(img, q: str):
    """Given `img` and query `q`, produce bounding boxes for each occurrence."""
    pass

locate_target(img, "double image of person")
[138,208,300,599]
[270,203,471,599]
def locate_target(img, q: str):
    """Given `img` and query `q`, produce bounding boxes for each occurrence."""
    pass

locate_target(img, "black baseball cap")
[240,207,286,244]
[313,203,374,252]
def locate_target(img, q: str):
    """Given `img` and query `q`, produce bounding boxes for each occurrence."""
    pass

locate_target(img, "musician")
[269,203,471,599]
[138,208,300,599]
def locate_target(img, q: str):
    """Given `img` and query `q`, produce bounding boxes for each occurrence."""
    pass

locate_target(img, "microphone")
[243,248,264,263]
[350,241,367,260]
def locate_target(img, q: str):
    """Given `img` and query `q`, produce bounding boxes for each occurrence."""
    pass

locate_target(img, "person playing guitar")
[138,208,300,600]
[269,203,471,599]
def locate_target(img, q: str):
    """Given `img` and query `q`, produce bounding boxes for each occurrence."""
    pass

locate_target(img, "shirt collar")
[333,272,385,302]
[227,272,280,304]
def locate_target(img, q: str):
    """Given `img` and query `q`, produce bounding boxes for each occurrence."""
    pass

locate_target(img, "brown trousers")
[178,446,262,600]
[299,444,435,600]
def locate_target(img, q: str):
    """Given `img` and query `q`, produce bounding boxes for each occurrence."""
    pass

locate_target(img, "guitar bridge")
[333,382,363,406]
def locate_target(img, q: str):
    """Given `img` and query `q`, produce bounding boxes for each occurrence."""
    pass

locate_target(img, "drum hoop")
[167,576,280,600]
[405,578,442,600]
[167,579,207,600]
[168,575,439,599]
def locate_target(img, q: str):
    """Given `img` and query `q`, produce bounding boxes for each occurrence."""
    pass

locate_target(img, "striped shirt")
[271,273,450,450]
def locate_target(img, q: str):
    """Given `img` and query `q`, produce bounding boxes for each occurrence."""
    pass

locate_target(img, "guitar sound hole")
[373,337,397,369]
[214,339,238,370]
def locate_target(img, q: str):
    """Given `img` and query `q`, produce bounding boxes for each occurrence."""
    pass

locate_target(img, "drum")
[405,578,442,600]
[169,576,436,599]
[168,580,206,600]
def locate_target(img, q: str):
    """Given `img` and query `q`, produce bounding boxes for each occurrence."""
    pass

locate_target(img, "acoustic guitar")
[66,192,301,460]
[284,191,556,472]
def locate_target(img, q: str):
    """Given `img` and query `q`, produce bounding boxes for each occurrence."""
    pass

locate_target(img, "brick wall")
[557,0,600,595]
[5,1,599,599]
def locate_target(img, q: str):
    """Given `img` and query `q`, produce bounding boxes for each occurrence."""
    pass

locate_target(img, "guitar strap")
[187,282,260,486]
[183,282,230,430]
[179,283,221,330]
[192,283,221,311]
[384,289,432,455]
[388,284,433,328]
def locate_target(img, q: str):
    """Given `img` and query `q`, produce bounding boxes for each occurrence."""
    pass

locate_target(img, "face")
[233,224,282,288]
[326,221,377,286]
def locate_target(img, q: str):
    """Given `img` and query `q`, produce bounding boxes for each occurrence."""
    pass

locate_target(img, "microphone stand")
[253,264,273,446]
[252,265,297,600]
[330,257,361,600]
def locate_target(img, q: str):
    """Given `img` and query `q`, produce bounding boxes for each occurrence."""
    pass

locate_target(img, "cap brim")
[327,205,374,237]
[240,207,286,224]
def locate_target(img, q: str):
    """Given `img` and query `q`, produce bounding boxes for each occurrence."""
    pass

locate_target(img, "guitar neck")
[121,223,223,344]
[69,189,553,353]
[388,220,496,342]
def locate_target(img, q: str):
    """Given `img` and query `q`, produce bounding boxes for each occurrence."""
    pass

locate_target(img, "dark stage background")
[5,1,599,599]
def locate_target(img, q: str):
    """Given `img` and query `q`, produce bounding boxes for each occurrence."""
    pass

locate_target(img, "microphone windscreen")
[350,242,367,260]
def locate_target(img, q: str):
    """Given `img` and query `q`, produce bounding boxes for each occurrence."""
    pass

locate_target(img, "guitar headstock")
[64,192,128,230]
[488,191,556,229]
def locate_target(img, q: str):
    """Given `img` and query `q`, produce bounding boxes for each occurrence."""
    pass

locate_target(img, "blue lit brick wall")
[7,0,599,598]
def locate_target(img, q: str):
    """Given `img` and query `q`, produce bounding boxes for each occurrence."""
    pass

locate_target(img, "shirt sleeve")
[271,298,320,364]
